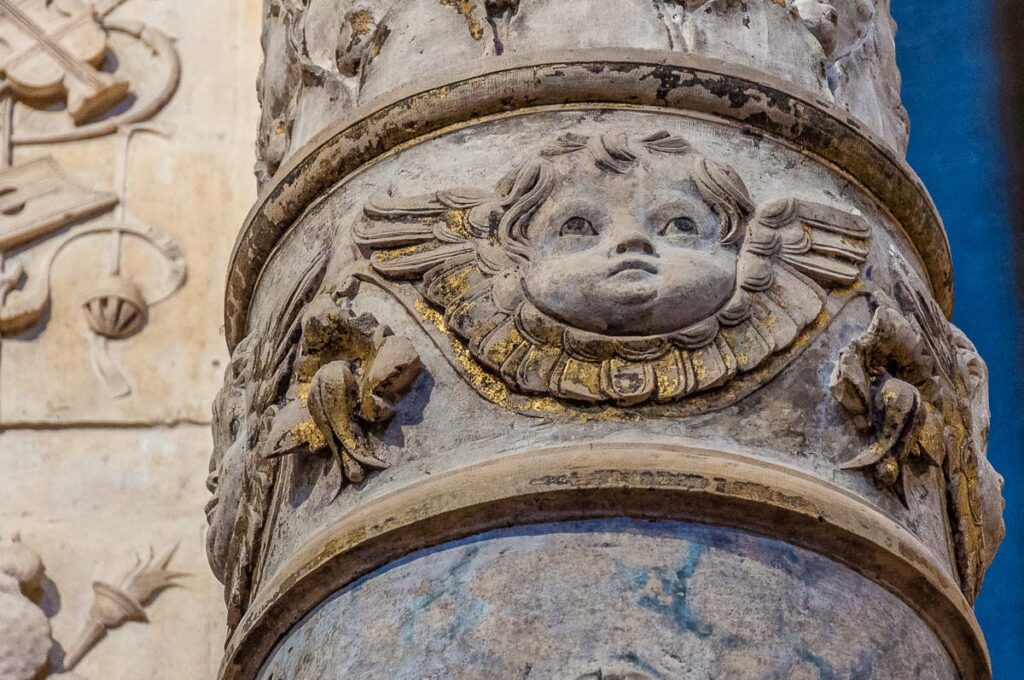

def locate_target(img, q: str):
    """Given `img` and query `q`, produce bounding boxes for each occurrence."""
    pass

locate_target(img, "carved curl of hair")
[492,131,754,262]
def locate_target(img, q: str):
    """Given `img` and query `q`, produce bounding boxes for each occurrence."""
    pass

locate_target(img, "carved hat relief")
[355,130,872,407]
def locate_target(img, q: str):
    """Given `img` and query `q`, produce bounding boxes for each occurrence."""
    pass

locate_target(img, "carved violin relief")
[0,0,184,398]
[355,130,871,409]
[0,0,129,124]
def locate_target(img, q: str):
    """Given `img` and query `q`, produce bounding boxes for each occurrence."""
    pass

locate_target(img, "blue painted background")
[892,3,1024,673]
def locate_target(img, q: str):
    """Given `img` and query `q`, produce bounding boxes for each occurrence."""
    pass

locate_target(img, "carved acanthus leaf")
[830,247,1005,602]
[206,250,329,628]
[263,275,424,494]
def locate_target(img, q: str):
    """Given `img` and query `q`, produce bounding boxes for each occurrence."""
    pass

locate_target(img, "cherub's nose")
[612,229,655,256]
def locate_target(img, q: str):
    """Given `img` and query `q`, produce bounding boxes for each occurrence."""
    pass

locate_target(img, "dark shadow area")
[995,1,1024,306]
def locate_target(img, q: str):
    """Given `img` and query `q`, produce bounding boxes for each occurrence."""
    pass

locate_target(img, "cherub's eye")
[560,216,597,236]
[662,216,697,235]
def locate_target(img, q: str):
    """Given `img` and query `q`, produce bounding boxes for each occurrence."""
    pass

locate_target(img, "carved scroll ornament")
[0,128,187,397]
[355,130,870,408]
[1,0,181,144]
[0,0,184,397]
[830,248,1005,602]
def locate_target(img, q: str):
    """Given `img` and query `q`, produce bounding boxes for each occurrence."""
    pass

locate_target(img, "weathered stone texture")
[0,427,226,679]
[258,521,958,680]
[211,1,1002,679]
[243,111,960,589]
[254,0,909,185]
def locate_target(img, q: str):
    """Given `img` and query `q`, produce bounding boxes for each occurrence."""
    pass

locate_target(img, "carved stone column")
[208,2,1006,678]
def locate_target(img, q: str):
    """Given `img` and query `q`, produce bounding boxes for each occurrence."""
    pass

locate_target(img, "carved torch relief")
[354,130,871,411]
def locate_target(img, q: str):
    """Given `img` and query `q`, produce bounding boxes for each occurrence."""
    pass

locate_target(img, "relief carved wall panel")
[2,1,264,679]
[0,0,257,424]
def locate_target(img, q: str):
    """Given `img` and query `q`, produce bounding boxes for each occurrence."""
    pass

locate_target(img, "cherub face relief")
[355,129,870,405]
[523,151,737,336]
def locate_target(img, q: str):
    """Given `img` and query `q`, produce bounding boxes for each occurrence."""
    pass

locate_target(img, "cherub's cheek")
[541,253,585,272]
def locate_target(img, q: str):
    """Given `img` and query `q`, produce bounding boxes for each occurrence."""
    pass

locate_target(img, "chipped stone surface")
[254,0,910,183]
[0,0,982,678]
[4,0,974,678]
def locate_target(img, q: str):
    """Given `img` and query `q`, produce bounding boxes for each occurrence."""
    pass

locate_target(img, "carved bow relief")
[0,0,184,398]
[355,129,870,410]
[830,247,1005,602]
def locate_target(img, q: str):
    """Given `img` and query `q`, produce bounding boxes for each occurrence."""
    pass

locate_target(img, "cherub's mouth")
[608,259,659,276]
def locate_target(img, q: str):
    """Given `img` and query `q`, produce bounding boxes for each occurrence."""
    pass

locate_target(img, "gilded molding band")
[218,444,989,680]
[224,49,953,349]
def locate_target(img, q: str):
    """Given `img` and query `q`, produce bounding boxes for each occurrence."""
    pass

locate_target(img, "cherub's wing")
[354,188,518,347]
[354,189,492,282]
[714,198,871,385]
[764,198,872,287]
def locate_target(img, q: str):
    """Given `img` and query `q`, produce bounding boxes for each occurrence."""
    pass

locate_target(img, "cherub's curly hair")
[493,131,755,264]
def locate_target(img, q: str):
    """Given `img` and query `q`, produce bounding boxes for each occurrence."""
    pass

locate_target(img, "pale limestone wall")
[0,1,262,678]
